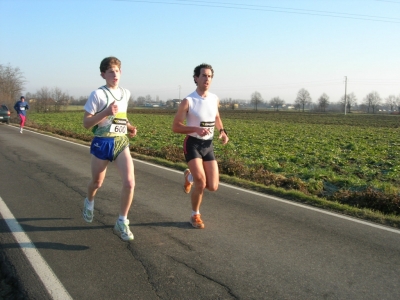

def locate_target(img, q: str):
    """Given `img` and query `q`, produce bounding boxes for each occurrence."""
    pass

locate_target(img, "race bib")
[200,121,215,128]
[20,107,25,110]
[200,121,215,138]
[109,118,127,134]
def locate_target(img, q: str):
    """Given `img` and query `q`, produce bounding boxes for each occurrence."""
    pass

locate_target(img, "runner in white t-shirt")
[172,63,229,229]
[82,56,137,241]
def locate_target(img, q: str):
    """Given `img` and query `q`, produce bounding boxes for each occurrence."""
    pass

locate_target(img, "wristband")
[219,128,228,136]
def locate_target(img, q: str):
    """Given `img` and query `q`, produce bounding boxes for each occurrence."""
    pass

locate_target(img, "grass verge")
[130,144,400,229]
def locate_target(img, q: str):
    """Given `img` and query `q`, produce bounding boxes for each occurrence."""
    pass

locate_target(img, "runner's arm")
[83,101,117,129]
[215,99,229,144]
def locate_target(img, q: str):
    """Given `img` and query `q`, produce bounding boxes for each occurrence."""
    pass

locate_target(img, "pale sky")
[1,0,399,104]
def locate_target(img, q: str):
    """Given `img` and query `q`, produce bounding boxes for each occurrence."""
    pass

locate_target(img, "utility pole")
[344,76,347,115]
[178,85,181,100]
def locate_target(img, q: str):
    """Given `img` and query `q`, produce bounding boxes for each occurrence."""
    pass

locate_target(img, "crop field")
[26,109,400,218]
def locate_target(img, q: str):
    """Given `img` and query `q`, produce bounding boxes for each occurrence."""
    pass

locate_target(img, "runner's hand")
[219,131,229,145]
[107,100,118,116]
[128,125,137,138]
[196,127,211,137]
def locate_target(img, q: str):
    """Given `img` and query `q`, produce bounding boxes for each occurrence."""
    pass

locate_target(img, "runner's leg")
[20,115,26,128]
[87,155,109,201]
[203,160,219,191]
[188,158,206,212]
[114,147,135,216]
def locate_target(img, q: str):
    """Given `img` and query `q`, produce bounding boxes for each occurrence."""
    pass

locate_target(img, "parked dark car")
[0,105,11,124]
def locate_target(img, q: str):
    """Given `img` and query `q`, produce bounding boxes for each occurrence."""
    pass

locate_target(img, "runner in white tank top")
[186,90,219,140]
[172,63,229,229]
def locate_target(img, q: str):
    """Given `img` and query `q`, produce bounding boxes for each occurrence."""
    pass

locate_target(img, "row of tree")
[247,88,400,113]
[2,63,399,114]
[25,87,73,112]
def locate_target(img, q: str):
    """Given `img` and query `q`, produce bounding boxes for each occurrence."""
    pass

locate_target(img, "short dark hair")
[193,63,214,85]
[20,96,25,99]
[100,56,121,73]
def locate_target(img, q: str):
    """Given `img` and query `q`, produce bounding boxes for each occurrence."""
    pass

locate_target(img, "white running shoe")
[114,219,134,241]
[82,198,93,223]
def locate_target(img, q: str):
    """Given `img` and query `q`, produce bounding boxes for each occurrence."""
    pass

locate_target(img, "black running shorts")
[183,135,215,163]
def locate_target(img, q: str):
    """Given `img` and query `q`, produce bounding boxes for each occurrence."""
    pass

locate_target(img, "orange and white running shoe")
[183,169,193,194]
[190,214,205,229]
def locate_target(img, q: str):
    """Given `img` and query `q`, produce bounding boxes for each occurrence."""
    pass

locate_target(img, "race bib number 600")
[110,118,127,133]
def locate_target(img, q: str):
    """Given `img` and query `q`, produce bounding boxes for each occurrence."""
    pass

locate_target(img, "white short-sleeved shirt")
[84,86,131,137]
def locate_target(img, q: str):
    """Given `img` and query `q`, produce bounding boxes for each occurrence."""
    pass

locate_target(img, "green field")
[25,109,400,225]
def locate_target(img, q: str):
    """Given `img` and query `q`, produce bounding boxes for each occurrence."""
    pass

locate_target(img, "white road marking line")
[218,184,400,234]
[0,196,73,300]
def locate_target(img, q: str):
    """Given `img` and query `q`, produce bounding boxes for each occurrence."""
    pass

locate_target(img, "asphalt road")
[0,124,399,300]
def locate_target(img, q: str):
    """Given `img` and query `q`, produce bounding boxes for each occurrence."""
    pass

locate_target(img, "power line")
[175,0,400,21]
[115,0,400,23]
[376,0,400,4]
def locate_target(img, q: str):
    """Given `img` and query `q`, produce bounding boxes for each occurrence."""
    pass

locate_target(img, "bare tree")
[165,99,174,108]
[396,94,400,112]
[219,98,239,110]
[363,91,381,113]
[0,64,26,107]
[79,96,88,105]
[250,91,263,111]
[145,95,152,103]
[269,96,285,111]
[35,87,53,112]
[317,93,330,112]
[219,98,229,110]
[52,87,69,112]
[128,95,135,107]
[385,95,396,112]
[295,88,312,112]
[340,92,357,113]
[136,96,146,106]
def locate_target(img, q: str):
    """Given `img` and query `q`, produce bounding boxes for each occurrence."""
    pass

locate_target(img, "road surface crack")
[168,255,238,299]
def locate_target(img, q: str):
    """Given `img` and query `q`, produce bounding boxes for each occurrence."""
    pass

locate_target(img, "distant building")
[172,99,181,108]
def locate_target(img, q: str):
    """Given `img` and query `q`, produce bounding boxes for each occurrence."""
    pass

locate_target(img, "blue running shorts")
[90,136,129,162]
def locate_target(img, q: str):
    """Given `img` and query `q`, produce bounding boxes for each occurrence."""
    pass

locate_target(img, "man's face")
[21,98,25,102]
[101,65,121,88]
[195,68,213,90]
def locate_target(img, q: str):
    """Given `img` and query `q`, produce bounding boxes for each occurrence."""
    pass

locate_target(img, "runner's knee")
[206,183,218,192]
[123,178,135,190]
[194,178,206,190]
[91,179,103,190]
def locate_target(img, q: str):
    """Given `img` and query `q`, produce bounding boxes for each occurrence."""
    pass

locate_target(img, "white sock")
[85,198,94,210]
[118,215,127,222]
[191,210,200,216]
[188,173,193,183]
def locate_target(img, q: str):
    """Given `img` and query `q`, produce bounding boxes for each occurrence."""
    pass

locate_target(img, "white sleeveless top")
[186,90,219,140]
